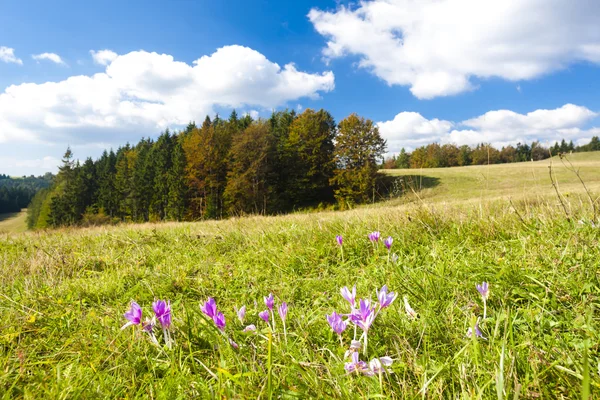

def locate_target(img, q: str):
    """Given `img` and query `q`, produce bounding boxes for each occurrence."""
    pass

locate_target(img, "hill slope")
[0,154,598,397]
[384,151,600,204]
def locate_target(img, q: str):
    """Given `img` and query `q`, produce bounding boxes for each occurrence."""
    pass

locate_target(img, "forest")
[383,136,600,169]
[0,174,53,214]
[26,110,386,228]
[15,106,600,230]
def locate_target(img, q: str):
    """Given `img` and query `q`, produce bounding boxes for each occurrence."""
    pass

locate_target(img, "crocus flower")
[336,235,343,246]
[141,317,159,345]
[229,338,239,349]
[152,300,172,328]
[326,312,348,335]
[259,310,270,323]
[476,282,489,301]
[368,231,380,242]
[264,293,274,311]
[236,305,246,324]
[349,299,376,333]
[213,311,226,331]
[369,357,393,375]
[344,352,369,374]
[384,236,393,250]
[340,285,356,308]
[344,340,362,359]
[467,318,486,340]
[122,301,142,329]
[142,317,155,333]
[476,282,489,319]
[278,302,288,322]
[376,285,397,309]
[243,324,257,333]
[404,296,417,319]
[201,297,217,319]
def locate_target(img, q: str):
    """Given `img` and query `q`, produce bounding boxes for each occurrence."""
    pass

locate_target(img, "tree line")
[383,137,600,169]
[0,174,53,214]
[26,110,386,229]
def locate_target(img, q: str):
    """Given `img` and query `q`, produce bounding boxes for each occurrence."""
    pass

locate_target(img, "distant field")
[383,151,600,205]
[0,209,27,233]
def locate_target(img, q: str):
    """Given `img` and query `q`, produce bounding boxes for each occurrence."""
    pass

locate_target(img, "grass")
[0,210,28,234]
[1,156,599,398]
[383,152,600,205]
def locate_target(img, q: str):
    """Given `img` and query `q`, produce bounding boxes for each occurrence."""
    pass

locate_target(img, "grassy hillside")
[0,209,28,233]
[0,156,599,398]
[384,151,600,204]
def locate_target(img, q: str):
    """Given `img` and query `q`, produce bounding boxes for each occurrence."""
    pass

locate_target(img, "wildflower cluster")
[327,284,400,377]
[122,299,173,348]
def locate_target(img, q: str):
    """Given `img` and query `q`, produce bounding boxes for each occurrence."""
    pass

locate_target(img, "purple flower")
[213,311,226,331]
[278,302,288,322]
[344,352,369,374]
[326,311,348,335]
[349,299,376,332]
[264,293,275,311]
[376,285,397,309]
[259,310,270,323]
[476,282,489,301]
[236,305,246,324]
[201,297,217,319]
[384,236,393,250]
[369,357,393,375]
[152,300,172,328]
[142,317,155,333]
[368,231,380,242]
[336,235,343,246]
[467,318,486,340]
[243,324,257,333]
[340,285,356,308]
[123,301,142,327]
[229,338,239,349]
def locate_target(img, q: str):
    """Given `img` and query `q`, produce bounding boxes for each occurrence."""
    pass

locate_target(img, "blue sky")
[2,0,600,175]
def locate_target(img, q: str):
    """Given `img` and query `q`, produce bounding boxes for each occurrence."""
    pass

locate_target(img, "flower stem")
[483,299,487,320]
[270,309,276,331]
[363,332,368,357]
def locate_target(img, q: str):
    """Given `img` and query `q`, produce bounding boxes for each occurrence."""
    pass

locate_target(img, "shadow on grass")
[0,211,22,223]
[377,174,441,199]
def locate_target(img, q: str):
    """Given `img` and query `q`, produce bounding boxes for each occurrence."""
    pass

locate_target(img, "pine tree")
[150,131,173,220]
[167,134,187,220]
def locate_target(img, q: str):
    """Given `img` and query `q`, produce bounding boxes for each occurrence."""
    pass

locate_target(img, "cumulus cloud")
[379,104,599,153]
[32,52,66,65]
[0,46,23,65]
[0,45,334,145]
[90,49,117,66]
[309,0,600,99]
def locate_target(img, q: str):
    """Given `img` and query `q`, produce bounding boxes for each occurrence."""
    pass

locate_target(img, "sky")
[2,0,600,176]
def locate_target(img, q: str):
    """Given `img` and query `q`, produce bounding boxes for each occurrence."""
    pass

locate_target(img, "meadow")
[0,153,599,398]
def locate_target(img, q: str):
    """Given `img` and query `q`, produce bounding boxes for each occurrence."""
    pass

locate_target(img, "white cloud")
[90,49,118,66]
[379,104,599,153]
[0,46,23,65]
[309,0,600,99]
[32,52,66,65]
[0,45,334,146]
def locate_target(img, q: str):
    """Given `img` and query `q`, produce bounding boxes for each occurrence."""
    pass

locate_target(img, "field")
[0,210,27,234]
[1,154,599,398]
